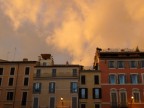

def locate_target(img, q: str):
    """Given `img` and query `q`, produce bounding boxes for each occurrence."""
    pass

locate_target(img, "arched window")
[110,89,118,108]
[132,89,140,103]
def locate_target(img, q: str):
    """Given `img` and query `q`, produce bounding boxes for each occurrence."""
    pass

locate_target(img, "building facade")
[94,48,144,108]
[0,59,36,108]
[32,54,83,108]
[79,70,101,108]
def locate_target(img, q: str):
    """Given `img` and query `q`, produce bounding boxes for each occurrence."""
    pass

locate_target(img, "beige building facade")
[33,54,83,108]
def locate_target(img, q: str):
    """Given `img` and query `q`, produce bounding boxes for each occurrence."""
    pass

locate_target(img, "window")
[108,61,115,68]
[25,67,30,75]
[95,104,100,108]
[36,69,41,77]
[0,68,3,75]
[50,97,55,108]
[52,69,56,77]
[118,74,126,84]
[81,104,86,108]
[24,77,29,86]
[130,61,137,68]
[71,82,78,93]
[111,91,118,107]
[10,67,15,75]
[120,91,127,107]
[81,75,85,84]
[33,97,38,108]
[43,62,47,66]
[79,88,88,99]
[133,90,140,103]
[0,78,1,86]
[93,88,102,99]
[142,74,144,84]
[72,97,77,108]
[49,82,55,93]
[33,83,41,93]
[94,75,99,84]
[73,69,77,76]
[109,74,116,84]
[130,74,139,84]
[21,92,27,106]
[141,60,144,68]
[117,61,124,68]
[8,78,13,86]
[7,92,13,100]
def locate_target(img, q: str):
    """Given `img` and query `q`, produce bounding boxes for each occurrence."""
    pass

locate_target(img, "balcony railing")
[111,102,128,108]
[119,102,128,108]
[111,102,118,108]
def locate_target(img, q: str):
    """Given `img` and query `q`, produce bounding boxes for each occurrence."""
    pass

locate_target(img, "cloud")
[1,0,144,66]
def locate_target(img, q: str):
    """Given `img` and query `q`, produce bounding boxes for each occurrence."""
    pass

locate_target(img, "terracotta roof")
[41,54,51,60]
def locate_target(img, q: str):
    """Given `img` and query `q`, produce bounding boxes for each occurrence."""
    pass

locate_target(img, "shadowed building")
[94,47,144,108]
[0,59,36,108]
[32,54,83,108]
[79,69,101,108]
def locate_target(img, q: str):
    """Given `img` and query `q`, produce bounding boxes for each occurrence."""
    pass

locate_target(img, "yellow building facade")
[33,54,83,108]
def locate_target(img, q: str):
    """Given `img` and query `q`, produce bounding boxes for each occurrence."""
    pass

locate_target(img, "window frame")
[117,61,124,69]
[33,82,41,93]
[7,92,14,101]
[80,103,86,108]
[25,67,30,75]
[8,77,14,86]
[52,69,56,77]
[118,74,126,84]
[0,68,3,75]
[110,89,118,107]
[132,89,141,103]
[108,61,115,68]
[119,90,127,107]
[0,77,2,86]
[21,92,27,106]
[93,88,102,99]
[10,67,15,75]
[130,61,137,68]
[24,77,29,86]
[94,75,99,84]
[130,74,139,84]
[81,75,86,84]
[109,74,116,84]
[33,96,39,108]
[36,69,41,77]
[79,88,88,99]
[71,82,78,93]
[72,69,77,76]
[49,82,55,93]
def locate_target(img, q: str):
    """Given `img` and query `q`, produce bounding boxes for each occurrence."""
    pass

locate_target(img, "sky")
[0,0,144,66]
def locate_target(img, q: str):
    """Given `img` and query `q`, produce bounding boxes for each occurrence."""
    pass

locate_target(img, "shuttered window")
[81,75,85,84]
[50,97,55,108]
[79,88,88,99]
[93,88,102,99]
[94,75,99,84]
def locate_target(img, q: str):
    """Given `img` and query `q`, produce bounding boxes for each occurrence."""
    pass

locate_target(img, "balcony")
[119,102,128,108]
[111,102,118,108]
[111,102,128,108]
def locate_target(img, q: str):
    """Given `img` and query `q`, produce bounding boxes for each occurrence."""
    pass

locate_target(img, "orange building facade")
[94,48,144,108]
[0,59,36,108]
